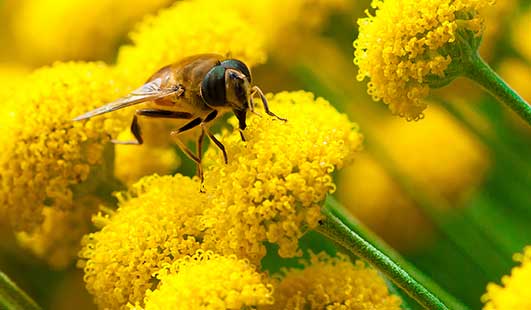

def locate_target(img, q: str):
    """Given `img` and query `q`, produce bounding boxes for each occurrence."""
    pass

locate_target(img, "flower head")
[116,0,267,86]
[79,174,206,309]
[10,0,172,65]
[265,252,402,309]
[142,250,273,310]
[354,0,494,120]
[0,62,129,231]
[202,91,362,261]
[482,246,531,310]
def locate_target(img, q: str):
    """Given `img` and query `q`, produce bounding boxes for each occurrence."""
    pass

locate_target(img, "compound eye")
[220,59,251,83]
[201,65,226,107]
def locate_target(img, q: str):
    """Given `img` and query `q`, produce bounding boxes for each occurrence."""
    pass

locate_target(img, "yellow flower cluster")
[202,91,362,260]
[79,174,206,309]
[10,0,172,65]
[338,106,489,250]
[265,252,402,309]
[141,250,273,309]
[482,246,531,310]
[354,0,494,120]
[79,91,362,308]
[0,62,129,232]
[116,0,267,86]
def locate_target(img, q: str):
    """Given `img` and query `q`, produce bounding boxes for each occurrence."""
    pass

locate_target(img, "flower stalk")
[463,52,531,126]
[317,197,471,310]
[0,271,41,310]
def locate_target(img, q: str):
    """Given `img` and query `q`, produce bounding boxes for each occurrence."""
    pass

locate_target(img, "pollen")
[354,0,494,120]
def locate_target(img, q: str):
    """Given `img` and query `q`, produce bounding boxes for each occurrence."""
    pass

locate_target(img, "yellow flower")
[0,62,129,232]
[10,0,172,65]
[79,91,361,308]
[354,0,494,120]
[219,0,348,49]
[78,174,206,309]
[16,196,99,269]
[202,91,362,261]
[264,252,402,310]
[116,0,267,86]
[337,106,489,251]
[142,250,273,310]
[482,246,531,310]
[511,8,531,63]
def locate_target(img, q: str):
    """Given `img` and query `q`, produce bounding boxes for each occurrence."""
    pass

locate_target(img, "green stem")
[0,272,41,310]
[317,198,472,310]
[464,52,531,126]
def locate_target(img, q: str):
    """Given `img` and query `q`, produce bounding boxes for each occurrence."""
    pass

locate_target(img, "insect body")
[73,54,285,183]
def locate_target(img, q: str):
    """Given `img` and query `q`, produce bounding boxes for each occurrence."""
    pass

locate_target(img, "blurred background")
[0,0,530,309]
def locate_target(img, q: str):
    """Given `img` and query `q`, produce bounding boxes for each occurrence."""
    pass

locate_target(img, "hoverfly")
[73,54,285,183]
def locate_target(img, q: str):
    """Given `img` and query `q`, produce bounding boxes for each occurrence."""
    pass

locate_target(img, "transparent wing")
[72,78,183,121]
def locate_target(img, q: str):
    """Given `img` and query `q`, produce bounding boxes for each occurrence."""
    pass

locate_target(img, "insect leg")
[251,86,287,121]
[170,117,205,185]
[111,114,143,145]
[111,109,193,144]
[196,127,205,185]
[202,125,228,164]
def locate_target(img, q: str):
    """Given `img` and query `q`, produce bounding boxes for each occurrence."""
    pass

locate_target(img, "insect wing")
[72,78,182,121]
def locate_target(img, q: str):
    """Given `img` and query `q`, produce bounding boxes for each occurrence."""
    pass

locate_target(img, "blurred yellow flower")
[202,91,362,261]
[79,174,206,309]
[482,246,531,310]
[499,59,531,104]
[116,0,267,86]
[338,153,432,251]
[0,62,129,232]
[479,0,517,61]
[354,0,493,120]
[264,252,401,310]
[142,250,273,310]
[16,197,99,269]
[338,106,489,250]
[511,8,531,63]
[10,0,172,65]
[220,0,348,49]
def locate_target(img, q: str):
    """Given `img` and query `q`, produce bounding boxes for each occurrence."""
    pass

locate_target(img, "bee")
[73,54,285,183]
